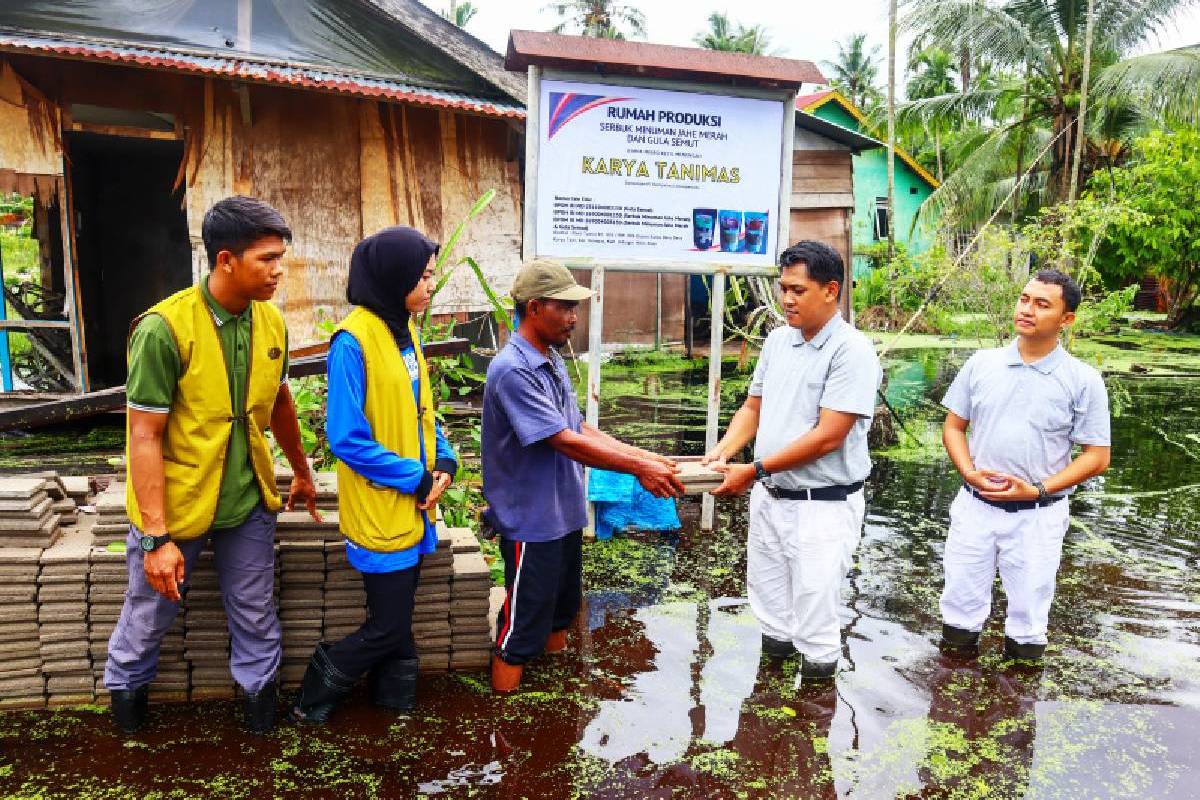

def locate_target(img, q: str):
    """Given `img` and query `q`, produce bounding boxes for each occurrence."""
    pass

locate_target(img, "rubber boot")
[243,679,277,735]
[544,629,568,654]
[940,623,981,657]
[110,686,149,735]
[1003,636,1046,661]
[370,657,419,712]
[491,654,523,694]
[290,643,355,725]
[761,634,797,659]
[800,657,838,680]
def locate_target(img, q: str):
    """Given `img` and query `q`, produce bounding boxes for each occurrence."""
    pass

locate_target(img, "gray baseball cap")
[511,260,594,303]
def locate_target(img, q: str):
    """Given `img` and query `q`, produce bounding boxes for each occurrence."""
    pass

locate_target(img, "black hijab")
[346,226,439,350]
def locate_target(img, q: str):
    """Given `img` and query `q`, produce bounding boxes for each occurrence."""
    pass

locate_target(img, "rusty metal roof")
[0,30,526,119]
[505,30,825,90]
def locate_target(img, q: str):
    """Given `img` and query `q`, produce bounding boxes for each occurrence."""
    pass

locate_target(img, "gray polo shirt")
[941,341,1110,490]
[481,331,587,542]
[749,314,882,490]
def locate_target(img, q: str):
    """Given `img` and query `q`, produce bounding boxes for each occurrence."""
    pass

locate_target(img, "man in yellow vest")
[105,196,320,735]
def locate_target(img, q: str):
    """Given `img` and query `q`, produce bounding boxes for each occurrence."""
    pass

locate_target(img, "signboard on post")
[534,79,785,267]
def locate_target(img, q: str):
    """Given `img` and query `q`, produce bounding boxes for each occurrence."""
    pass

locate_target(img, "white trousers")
[746,483,865,664]
[940,488,1071,645]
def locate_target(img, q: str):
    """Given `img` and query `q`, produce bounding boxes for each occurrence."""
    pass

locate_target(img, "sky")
[421,0,1200,91]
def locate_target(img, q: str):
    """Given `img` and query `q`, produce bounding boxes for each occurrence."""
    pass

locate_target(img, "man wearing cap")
[482,260,684,693]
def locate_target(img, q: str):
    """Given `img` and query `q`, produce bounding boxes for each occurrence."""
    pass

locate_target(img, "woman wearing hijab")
[291,226,457,723]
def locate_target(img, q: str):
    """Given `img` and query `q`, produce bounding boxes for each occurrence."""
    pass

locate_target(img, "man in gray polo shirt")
[705,240,881,680]
[939,269,1110,661]
[482,260,683,693]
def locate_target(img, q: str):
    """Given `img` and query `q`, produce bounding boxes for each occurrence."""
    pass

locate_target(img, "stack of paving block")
[38,528,95,705]
[445,527,494,671]
[274,468,340,512]
[0,547,45,709]
[413,535,453,673]
[0,476,63,548]
[277,539,325,688]
[87,546,127,702]
[92,483,132,549]
[23,472,78,524]
[184,550,234,700]
[62,476,94,508]
[322,541,366,642]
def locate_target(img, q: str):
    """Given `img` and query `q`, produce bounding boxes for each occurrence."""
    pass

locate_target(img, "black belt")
[964,484,1066,513]
[762,481,864,501]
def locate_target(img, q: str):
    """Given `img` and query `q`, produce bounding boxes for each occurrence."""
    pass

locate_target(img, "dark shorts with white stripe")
[495,530,583,665]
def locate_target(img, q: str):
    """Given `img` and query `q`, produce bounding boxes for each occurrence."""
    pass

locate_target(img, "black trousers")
[495,530,582,665]
[325,559,421,680]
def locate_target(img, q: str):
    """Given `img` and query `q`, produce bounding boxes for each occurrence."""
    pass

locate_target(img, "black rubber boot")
[110,686,149,735]
[800,658,838,680]
[243,679,277,735]
[290,643,355,725]
[369,657,419,712]
[761,634,797,659]
[940,624,981,656]
[1003,636,1046,661]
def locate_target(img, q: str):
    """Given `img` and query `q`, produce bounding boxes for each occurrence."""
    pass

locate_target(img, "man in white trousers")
[705,240,881,680]
[939,268,1110,661]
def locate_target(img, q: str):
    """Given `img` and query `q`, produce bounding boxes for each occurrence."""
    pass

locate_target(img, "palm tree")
[441,1,477,28]
[898,0,1200,228]
[693,12,775,54]
[907,48,958,180]
[544,0,646,40]
[824,33,882,110]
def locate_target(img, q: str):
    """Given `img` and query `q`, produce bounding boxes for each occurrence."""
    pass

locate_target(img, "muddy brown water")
[1,349,1198,799]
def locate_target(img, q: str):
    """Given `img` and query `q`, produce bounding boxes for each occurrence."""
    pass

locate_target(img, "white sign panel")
[535,79,785,265]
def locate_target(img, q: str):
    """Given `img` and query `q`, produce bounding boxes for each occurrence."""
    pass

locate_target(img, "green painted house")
[798,90,939,273]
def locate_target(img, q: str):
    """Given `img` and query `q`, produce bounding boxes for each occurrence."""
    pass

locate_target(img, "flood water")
[1,348,1198,799]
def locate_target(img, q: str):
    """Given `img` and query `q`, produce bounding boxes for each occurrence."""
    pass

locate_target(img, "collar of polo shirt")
[790,313,844,349]
[511,329,553,369]
[1004,340,1066,374]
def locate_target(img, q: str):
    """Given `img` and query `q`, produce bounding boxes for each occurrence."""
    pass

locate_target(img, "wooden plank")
[792,177,854,194]
[57,178,87,392]
[0,320,70,330]
[793,151,853,166]
[0,339,470,431]
[522,66,540,262]
[701,271,726,531]
[777,92,796,259]
[790,192,856,209]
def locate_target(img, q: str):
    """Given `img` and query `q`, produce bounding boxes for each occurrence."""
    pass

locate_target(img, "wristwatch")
[139,532,172,553]
[753,459,771,481]
[1032,481,1048,502]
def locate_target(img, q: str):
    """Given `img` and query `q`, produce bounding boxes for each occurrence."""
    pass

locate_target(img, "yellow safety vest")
[125,286,286,540]
[335,308,436,552]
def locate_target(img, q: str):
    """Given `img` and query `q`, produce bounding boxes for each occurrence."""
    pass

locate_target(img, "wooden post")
[654,272,662,350]
[701,271,726,531]
[583,265,605,539]
[521,66,542,262]
[57,179,87,392]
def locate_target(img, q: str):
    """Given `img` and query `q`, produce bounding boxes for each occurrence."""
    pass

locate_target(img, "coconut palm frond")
[1099,0,1199,54]
[893,88,1005,127]
[1093,45,1200,125]
[902,0,1052,75]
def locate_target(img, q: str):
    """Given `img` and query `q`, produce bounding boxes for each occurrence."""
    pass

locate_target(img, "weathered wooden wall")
[0,59,61,192]
[567,271,687,353]
[3,54,524,351]
[790,137,855,317]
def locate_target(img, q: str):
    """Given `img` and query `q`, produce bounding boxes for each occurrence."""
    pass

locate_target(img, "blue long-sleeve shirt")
[326,330,457,572]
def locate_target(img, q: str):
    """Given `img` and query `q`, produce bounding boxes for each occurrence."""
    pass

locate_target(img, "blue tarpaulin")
[588,469,681,540]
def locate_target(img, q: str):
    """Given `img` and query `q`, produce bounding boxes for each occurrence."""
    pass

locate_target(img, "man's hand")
[963,468,1013,493]
[977,474,1039,501]
[700,446,727,467]
[710,462,756,497]
[634,459,684,499]
[144,541,186,602]
[285,472,323,522]
[418,471,453,511]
